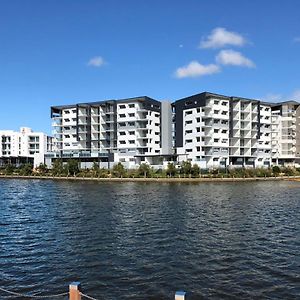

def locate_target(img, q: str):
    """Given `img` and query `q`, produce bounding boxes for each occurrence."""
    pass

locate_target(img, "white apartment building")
[173,92,273,169]
[51,97,173,169]
[271,101,300,166]
[50,92,300,170]
[0,127,53,167]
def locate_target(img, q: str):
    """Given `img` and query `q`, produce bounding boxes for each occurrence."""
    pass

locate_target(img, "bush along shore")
[0,160,300,181]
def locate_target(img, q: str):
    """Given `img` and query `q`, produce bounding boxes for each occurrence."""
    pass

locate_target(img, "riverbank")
[1,174,300,182]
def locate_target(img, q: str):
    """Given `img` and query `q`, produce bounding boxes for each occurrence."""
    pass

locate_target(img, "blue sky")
[1,0,300,134]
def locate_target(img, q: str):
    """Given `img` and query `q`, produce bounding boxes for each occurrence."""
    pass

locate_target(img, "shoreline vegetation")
[1,160,300,182]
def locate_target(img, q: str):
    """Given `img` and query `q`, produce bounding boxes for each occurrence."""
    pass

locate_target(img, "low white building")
[0,127,53,167]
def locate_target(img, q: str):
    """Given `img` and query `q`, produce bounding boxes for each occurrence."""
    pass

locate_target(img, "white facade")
[0,127,53,167]
[51,97,172,169]
[271,102,300,166]
[173,93,274,169]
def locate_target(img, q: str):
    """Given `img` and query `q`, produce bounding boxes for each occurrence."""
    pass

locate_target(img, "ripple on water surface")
[0,179,300,299]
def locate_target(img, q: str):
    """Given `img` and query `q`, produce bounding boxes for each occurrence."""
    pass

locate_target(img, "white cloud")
[293,37,300,43]
[291,89,300,100]
[200,27,247,49]
[216,49,255,68]
[175,61,220,78]
[87,56,105,67]
[263,89,300,103]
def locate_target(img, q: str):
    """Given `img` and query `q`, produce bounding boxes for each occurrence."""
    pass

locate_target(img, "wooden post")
[69,282,81,300]
[175,291,186,300]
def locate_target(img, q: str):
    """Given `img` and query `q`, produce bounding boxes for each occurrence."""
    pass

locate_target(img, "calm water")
[0,179,299,299]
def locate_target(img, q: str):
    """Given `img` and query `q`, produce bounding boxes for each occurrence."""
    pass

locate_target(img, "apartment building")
[271,101,300,166]
[0,127,53,167]
[51,96,173,168]
[172,92,273,169]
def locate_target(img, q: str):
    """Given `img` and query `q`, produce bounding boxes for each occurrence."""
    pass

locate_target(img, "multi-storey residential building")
[271,101,300,166]
[51,96,173,168]
[49,91,300,170]
[173,92,273,169]
[0,127,53,167]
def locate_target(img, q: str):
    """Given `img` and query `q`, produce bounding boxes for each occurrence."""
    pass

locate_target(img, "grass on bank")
[0,160,299,179]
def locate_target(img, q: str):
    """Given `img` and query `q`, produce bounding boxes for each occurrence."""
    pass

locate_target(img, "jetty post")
[69,282,81,300]
[175,290,186,300]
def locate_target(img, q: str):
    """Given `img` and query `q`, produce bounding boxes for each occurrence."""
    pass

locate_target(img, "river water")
[0,179,299,299]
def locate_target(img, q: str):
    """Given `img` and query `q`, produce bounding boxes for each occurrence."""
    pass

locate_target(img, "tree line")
[0,160,299,178]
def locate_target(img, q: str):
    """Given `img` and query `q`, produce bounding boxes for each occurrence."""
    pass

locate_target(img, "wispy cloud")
[87,56,105,67]
[175,61,220,78]
[216,49,255,68]
[199,27,247,49]
[293,37,300,43]
[263,89,300,102]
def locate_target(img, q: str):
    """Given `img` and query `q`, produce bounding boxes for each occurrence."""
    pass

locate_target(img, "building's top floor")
[51,96,161,117]
[172,91,300,111]
[0,128,52,140]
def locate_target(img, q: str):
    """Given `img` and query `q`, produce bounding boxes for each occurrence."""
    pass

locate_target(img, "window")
[214,110,219,114]
[185,120,192,125]
[185,139,192,143]
[221,129,227,134]
[197,108,201,113]
[221,111,227,115]
[196,137,200,142]
[214,100,219,105]
[119,114,126,118]
[196,117,200,122]
[213,158,219,161]
[185,110,193,116]
[119,140,126,144]
[221,101,227,106]
[119,132,126,135]
[185,130,193,134]
[129,131,135,135]
[196,146,200,151]
[129,104,135,108]
[129,140,135,144]
[129,113,135,117]
[119,105,126,109]
[214,129,219,133]
[186,149,192,153]
[119,122,126,127]
[214,139,219,143]
[155,114,159,118]
[128,122,135,126]
[196,127,200,132]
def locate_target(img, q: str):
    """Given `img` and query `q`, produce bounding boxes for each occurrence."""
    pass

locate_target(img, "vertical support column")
[69,282,81,300]
[175,291,186,300]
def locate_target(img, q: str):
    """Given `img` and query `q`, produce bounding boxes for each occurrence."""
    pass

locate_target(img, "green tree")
[180,161,192,177]
[51,159,64,176]
[92,161,100,177]
[138,163,150,178]
[272,165,281,176]
[191,164,200,177]
[112,162,126,178]
[5,164,15,175]
[19,163,33,176]
[64,159,79,176]
[36,163,48,175]
[166,162,177,177]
